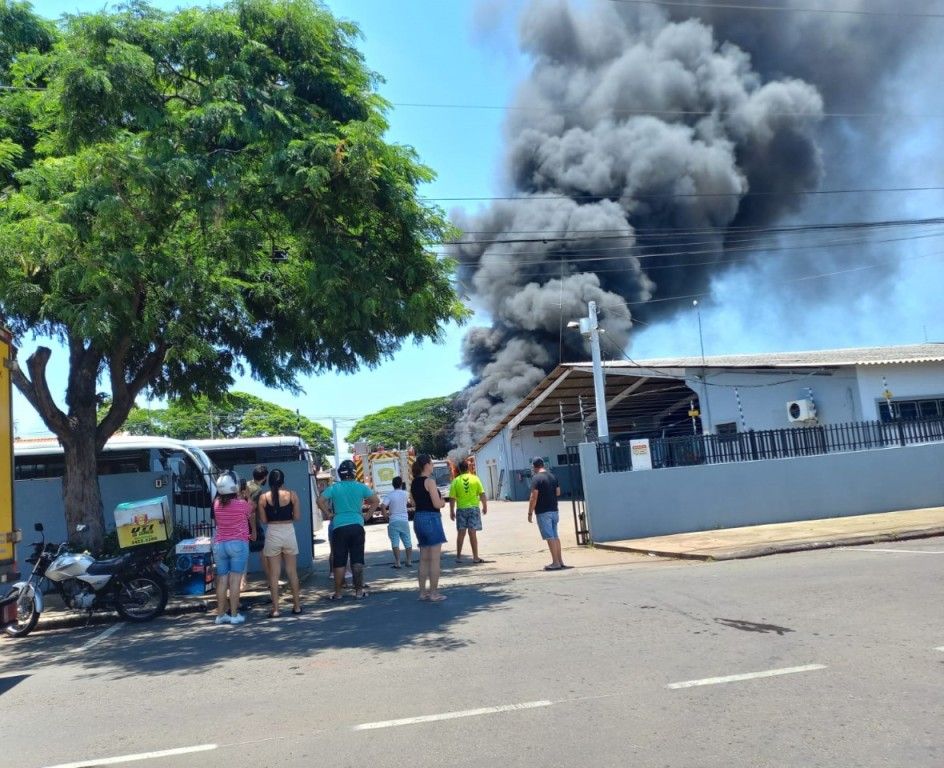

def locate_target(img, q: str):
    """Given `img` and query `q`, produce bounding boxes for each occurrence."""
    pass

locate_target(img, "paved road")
[2,537,941,768]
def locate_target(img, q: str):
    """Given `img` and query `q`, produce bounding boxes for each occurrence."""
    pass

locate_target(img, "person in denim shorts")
[527,457,568,571]
[212,474,256,625]
[411,454,448,601]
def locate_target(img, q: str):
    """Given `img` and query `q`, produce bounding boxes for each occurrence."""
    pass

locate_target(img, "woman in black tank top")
[411,454,447,602]
[258,469,302,617]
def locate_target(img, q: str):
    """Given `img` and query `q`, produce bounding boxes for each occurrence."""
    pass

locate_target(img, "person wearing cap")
[527,457,568,571]
[212,474,257,625]
[318,459,380,600]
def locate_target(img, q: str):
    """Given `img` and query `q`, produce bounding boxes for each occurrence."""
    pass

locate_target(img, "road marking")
[838,548,944,555]
[667,664,827,690]
[77,623,122,652]
[41,744,217,768]
[353,700,553,731]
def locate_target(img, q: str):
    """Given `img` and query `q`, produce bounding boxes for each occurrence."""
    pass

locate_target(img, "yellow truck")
[0,330,18,626]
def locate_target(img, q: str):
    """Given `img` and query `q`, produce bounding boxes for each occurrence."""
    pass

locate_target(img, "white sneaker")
[214,614,231,625]
[229,613,246,625]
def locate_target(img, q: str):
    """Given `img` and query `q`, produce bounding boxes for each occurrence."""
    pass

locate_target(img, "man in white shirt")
[383,476,413,568]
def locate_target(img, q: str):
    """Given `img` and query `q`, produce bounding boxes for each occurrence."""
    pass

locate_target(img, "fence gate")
[565,445,590,545]
[170,470,215,538]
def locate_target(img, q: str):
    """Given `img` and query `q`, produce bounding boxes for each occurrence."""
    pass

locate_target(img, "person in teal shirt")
[317,460,379,599]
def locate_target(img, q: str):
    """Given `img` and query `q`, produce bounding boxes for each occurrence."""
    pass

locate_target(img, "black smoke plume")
[452,0,936,449]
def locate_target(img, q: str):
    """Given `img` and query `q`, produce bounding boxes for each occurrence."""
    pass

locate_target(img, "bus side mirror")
[34,522,44,532]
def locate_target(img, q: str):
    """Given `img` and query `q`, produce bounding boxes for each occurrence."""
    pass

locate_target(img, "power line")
[445,228,944,266]
[422,186,944,203]
[441,215,944,247]
[607,0,944,19]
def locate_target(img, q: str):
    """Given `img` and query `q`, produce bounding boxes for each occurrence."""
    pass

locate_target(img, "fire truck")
[352,446,414,523]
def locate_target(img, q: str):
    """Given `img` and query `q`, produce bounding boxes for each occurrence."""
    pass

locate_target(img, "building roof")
[591,343,944,371]
[471,343,944,452]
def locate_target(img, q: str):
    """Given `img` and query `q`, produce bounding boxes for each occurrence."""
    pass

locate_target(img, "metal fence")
[597,417,944,473]
[171,470,215,537]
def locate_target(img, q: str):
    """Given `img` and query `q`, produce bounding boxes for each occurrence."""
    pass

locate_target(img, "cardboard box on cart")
[113,496,173,550]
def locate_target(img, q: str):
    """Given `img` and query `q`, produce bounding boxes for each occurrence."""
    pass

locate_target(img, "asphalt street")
[1,537,941,768]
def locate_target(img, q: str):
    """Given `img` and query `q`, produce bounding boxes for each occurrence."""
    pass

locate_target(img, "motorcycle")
[3,522,170,638]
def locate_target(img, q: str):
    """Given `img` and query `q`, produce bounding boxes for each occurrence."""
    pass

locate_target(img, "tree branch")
[97,340,169,446]
[11,347,71,439]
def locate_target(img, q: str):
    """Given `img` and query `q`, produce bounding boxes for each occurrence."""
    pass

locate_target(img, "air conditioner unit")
[786,399,817,423]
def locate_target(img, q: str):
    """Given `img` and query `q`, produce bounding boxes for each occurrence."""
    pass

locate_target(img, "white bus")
[14,435,218,535]
[190,436,323,533]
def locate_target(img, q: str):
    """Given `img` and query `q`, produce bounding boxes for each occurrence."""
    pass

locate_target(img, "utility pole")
[571,300,609,442]
[331,418,342,473]
[693,300,713,435]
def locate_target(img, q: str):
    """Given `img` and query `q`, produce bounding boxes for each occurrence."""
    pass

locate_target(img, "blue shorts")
[213,539,249,576]
[413,511,447,548]
[388,519,413,549]
[536,510,560,541]
[455,507,482,531]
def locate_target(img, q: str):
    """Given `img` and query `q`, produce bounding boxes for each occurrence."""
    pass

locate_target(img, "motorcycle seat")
[86,553,132,575]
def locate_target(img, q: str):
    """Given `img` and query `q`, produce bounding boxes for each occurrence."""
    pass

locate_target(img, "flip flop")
[292,607,304,615]
[472,558,485,564]
[543,564,563,571]
[327,593,343,601]
[391,565,401,569]
[428,593,447,602]
[355,591,369,600]
[268,610,281,618]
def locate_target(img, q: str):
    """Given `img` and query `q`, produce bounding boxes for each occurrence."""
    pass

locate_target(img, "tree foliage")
[118,392,333,466]
[346,395,459,457]
[0,0,465,549]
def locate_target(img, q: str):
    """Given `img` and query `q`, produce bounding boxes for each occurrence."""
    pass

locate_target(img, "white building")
[472,343,944,500]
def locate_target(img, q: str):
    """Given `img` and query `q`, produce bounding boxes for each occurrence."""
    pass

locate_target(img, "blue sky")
[13,0,944,440]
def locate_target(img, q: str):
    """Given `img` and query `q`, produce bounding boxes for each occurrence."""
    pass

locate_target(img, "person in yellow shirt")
[448,460,487,564]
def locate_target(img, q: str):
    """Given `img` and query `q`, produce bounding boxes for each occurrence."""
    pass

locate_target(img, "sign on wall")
[630,439,653,471]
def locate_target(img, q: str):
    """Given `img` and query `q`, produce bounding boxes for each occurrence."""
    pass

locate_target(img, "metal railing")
[597,417,944,473]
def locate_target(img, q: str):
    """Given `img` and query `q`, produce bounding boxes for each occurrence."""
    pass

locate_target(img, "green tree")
[120,392,334,466]
[0,0,465,550]
[346,395,459,457]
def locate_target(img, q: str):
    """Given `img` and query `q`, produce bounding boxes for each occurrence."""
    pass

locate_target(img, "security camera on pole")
[569,300,609,443]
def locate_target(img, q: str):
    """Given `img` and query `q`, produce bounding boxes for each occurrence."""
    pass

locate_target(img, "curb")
[595,526,944,562]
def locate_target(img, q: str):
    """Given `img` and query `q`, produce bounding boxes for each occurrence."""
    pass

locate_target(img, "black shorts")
[330,524,365,568]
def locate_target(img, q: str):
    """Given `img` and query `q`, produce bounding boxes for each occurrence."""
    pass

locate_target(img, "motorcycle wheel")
[115,576,169,622]
[4,587,40,638]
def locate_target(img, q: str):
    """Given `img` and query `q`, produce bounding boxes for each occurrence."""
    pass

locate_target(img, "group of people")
[210,464,304,625]
[209,453,566,623]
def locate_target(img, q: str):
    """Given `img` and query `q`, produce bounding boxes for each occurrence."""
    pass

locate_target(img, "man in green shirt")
[448,460,487,564]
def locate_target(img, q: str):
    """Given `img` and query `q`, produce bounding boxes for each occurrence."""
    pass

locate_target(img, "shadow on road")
[0,582,514,680]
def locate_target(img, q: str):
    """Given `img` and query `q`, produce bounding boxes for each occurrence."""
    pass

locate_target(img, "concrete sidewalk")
[595,506,944,561]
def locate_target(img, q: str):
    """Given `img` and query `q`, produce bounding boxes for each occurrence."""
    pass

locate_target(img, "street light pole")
[693,300,712,435]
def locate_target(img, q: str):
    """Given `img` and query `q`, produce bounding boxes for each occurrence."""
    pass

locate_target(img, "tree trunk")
[61,431,106,553]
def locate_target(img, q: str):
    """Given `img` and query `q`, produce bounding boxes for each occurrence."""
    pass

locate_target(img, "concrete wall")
[15,472,172,546]
[855,363,944,420]
[231,461,316,571]
[579,440,944,542]
[14,462,318,571]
